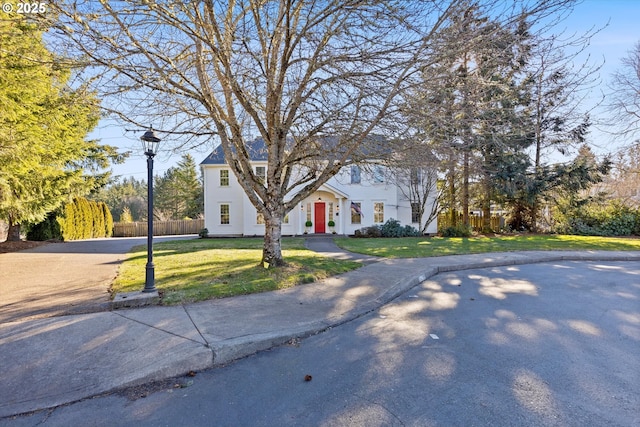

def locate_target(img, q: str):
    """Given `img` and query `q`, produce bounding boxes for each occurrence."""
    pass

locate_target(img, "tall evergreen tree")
[154,154,203,220]
[405,3,535,231]
[0,7,121,241]
[89,176,146,222]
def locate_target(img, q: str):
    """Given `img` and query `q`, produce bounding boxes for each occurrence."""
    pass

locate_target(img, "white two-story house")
[200,139,437,236]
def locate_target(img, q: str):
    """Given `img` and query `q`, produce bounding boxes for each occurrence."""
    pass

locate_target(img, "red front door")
[314,202,326,233]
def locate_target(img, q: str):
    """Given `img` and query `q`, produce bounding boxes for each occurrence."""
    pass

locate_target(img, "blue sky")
[90,0,640,180]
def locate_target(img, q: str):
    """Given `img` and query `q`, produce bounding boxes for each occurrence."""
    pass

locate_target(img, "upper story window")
[374,166,385,184]
[350,165,361,184]
[256,166,266,183]
[410,168,421,187]
[220,169,229,186]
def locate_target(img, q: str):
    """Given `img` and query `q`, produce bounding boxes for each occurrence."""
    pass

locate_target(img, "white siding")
[202,164,244,236]
[202,161,437,236]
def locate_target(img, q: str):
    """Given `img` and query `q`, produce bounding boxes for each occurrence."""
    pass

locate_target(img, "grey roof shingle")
[200,135,392,165]
[200,139,269,165]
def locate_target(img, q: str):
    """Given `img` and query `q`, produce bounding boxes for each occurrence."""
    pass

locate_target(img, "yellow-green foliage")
[120,207,134,223]
[58,197,113,240]
[0,8,119,235]
[101,202,114,237]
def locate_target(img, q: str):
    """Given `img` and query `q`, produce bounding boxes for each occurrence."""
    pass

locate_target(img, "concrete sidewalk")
[1,239,640,418]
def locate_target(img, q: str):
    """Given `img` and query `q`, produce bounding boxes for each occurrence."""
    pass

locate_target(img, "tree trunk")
[462,148,470,226]
[7,221,22,242]
[448,154,457,227]
[481,177,492,232]
[262,215,285,268]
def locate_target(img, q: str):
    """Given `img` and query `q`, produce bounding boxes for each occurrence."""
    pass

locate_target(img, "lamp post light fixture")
[141,127,161,292]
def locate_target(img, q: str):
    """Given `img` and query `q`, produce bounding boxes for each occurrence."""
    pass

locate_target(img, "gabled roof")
[200,135,393,166]
[200,139,268,165]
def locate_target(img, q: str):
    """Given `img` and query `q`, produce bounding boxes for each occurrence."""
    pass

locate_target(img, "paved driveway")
[0,237,194,324]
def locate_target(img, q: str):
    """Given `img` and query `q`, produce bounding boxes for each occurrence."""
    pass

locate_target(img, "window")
[328,202,334,221]
[410,168,421,187]
[257,212,287,224]
[351,202,362,224]
[374,202,384,223]
[256,166,266,183]
[374,165,385,183]
[220,204,230,225]
[220,169,229,186]
[350,165,361,184]
[411,202,421,223]
[306,203,312,222]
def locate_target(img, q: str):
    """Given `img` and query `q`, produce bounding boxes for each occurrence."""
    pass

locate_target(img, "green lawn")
[112,234,640,305]
[112,237,360,305]
[334,234,640,258]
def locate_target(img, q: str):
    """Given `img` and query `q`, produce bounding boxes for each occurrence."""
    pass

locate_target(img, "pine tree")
[154,154,203,220]
[0,8,120,241]
[405,3,535,231]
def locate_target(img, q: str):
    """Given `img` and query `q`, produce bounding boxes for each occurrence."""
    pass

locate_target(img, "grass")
[112,234,640,306]
[334,234,640,258]
[111,237,360,305]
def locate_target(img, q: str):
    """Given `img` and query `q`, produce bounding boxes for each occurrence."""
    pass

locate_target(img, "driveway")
[0,236,194,324]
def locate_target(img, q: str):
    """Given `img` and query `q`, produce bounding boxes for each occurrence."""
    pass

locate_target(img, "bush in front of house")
[354,219,420,238]
[380,218,420,237]
[555,200,640,236]
[440,224,473,237]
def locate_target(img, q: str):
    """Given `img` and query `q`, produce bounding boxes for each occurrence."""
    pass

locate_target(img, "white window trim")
[373,201,385,224]
[219,169,230,187]
[219,203,231,225]
[351,201,362,224]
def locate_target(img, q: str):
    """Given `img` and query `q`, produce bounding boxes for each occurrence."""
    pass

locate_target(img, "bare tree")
[45,0,574,266]
[595,142,640,207]
[387,147,442,234]
[608,41,640,139]
[524,24,603,230]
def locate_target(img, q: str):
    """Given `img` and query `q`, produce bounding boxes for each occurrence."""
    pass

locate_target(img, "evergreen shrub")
[555,200,640,236]
[441,224,473,237]
[27,212,63,241]
[354,219,420,238]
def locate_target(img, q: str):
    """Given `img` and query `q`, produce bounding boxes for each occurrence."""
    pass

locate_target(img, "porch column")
[338,197,343,235]
[299,203,304,235]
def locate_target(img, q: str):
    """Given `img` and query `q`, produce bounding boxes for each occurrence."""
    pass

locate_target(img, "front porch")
[298,183,349,236]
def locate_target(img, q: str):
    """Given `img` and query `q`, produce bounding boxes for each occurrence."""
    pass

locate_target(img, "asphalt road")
[5,260,638,427]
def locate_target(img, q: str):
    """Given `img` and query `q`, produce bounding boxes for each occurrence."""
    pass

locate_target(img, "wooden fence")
[113,219,205,237]
[438,213,505,232]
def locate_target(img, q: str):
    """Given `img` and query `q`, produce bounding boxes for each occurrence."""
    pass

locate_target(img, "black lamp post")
[141,127,161,292]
